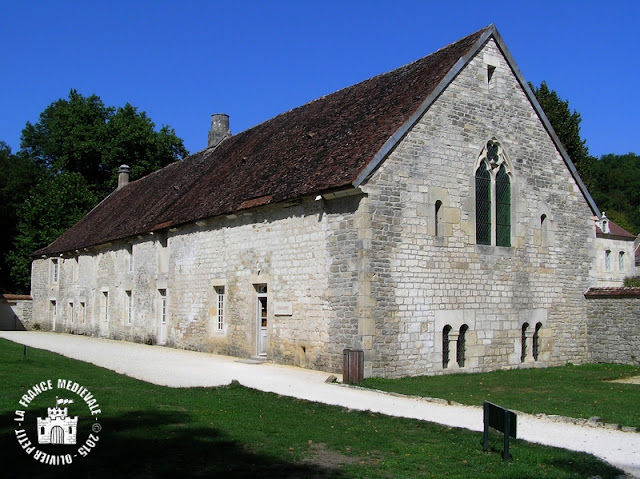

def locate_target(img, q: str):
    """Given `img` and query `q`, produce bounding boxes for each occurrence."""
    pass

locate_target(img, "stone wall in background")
[586,288,640,365]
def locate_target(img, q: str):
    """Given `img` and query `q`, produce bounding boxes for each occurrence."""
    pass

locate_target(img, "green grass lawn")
[362,364,640,430]
[0,338,627,478]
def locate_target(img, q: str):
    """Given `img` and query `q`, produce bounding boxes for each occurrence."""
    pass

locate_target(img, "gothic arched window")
[475,140,512,247]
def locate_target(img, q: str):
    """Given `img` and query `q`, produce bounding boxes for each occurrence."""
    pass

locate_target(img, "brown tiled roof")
[34,26,490,257]
[1,294,32,301]
[585,287,640,298]
[596,220,636,241]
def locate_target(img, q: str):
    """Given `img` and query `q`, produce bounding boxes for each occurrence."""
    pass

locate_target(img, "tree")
[5,90,189,292]
[0,142,46,292]
[590,153,640,234]
[7,172,98,291]
[20,89,188,197]
[530,81,596,189]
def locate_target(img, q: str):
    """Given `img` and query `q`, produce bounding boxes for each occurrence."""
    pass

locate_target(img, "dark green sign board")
[483,401,517,461]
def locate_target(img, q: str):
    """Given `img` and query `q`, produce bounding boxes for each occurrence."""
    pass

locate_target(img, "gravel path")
[2,331,639,478]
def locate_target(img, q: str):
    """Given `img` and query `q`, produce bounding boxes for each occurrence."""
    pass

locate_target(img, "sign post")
[483,401,517,461]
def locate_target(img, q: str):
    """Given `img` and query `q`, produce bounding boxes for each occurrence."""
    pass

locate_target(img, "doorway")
[256,285,268,356]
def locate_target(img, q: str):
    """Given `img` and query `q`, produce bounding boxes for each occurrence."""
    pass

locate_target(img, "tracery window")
[475,140,512,247]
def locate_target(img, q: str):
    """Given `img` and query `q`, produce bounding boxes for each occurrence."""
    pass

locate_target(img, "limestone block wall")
[357,38,596,377]
[593,236,637,286]
[586,288,640,365]
[30,195,356,372]
[0,295,32,330]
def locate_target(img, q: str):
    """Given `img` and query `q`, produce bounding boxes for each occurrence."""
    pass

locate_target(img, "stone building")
[593,214,637,286]
[29,25,627,377]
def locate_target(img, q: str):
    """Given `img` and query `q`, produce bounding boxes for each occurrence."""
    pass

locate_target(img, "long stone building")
[29,25,637,377]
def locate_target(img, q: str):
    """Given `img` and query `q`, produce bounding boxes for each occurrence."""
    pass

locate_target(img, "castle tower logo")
[37,397,78,445]
[14,379,102,466]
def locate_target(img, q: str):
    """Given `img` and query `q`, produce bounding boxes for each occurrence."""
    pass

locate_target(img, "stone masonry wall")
[586,288,640,365]
[357,38,597,377]
[30,195,359,372]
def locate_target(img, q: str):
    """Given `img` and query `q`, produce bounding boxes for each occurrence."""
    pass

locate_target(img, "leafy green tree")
[6,172,97,292]
[0,142,46,292]
[5,89,189,292]
[590,153,640,234]
[20,89,188,197]
[530,81,596,188]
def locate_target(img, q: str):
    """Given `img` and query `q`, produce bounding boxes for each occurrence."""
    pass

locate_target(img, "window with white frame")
[215,286,225,331]
[125,290,133,324]
[127,244,134,273]
[102,291,109,322]
[50,300,57,321]
[51,258,59,283]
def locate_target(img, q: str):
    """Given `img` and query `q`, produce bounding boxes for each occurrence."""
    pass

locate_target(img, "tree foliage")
[7,172,97,291]
[3,90,189,293]
[530,81,596,189]
[590,153,640,234]
[20,89,188,198]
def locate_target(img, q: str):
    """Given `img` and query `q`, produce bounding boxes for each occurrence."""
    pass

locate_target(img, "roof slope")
[35,26,489,256]
[34,24,598,257]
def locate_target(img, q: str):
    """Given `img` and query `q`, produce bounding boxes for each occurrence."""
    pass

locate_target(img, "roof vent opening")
[208,113,231,149]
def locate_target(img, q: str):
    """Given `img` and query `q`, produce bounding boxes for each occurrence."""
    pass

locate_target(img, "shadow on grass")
[2,409,345,479]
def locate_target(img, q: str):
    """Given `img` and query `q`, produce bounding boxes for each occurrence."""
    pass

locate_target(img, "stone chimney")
[208,113,231,148]
[117,165,130,190]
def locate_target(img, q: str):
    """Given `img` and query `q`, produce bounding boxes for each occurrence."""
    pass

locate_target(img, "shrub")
[624,276,640,287]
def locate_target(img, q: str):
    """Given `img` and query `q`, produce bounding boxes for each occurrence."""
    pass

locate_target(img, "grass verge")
[0,339,626,478]
[362,363,640,429]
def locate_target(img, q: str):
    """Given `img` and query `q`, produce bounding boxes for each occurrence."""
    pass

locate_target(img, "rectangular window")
[72,257,79,282]
[605,250,611,271]
[127,244,134,273]
[215,287,225,331]
[159,289,167,324]
[67,302,74,323]
[125,290,133,324]
[102,291,109,322]
[157,233,169,273]
[80,302,86,324]
[50,300,57,320]
[51,258,59,283]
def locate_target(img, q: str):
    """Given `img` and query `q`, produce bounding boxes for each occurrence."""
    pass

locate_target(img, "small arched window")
[533,323,542,361]
[442,325,451,369]
[619,251,625,271]
[521,322,529,363]
[605,250,612,271]
[435,200,443,237]
[457,325,468,367]
[541,214,549,246]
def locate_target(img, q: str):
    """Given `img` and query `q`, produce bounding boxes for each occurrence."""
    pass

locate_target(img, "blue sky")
[1,1,639,159]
